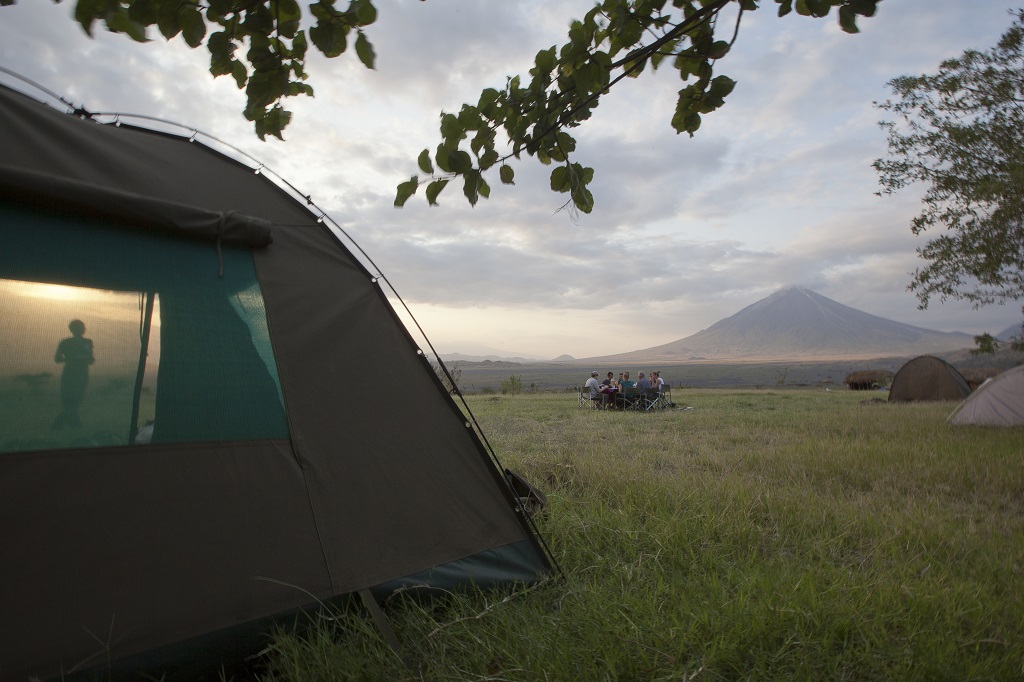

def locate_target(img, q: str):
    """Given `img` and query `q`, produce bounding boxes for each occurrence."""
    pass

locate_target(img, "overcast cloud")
[0,0,1019,359]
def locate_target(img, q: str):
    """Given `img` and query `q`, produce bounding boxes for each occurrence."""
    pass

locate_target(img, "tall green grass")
[261,389,1024,681]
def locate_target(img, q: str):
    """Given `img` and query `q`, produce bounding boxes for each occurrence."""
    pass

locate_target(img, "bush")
[500,374,523,395]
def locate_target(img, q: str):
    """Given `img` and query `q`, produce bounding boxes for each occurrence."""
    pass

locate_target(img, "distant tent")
[888,355,971,402]
[0,82,554,680]
[949,365,1024,426]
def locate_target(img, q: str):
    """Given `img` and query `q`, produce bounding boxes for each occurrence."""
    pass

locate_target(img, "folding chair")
[660,384,673,409]
[578,385,599,409]
[644,385,666,411]
[620,386,639,410]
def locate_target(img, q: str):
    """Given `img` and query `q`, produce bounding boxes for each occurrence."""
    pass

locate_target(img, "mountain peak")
[584,288,975,363]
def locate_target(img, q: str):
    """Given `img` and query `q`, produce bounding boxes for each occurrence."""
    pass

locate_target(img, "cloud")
[0,0,1019,358]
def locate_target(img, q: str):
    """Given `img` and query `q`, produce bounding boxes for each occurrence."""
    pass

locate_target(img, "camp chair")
[644,384,669,411]
[620,386,640,410]
[578,385,599,409]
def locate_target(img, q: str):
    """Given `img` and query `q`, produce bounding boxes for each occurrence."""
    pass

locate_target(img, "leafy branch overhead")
[5,0,878,208]
[33,0,380,141]
[395,0,879,213]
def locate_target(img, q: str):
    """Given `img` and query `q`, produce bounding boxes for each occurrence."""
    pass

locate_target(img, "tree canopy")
[874,9,1024,345]
[2,0,879,210]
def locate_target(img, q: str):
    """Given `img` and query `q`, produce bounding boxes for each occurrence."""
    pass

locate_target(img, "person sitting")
[619,371,634,389]
[584,371,604,406]
[598,371,618,407]
[636,372,652,394]
[652,371,665,392]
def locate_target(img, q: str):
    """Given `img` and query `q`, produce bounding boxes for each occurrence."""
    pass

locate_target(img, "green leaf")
[707,75,736,98]
[448,150,473,174]
[394,176,418,207]
[849,0,878,17]
[73,0,103,37]
[278,0,303,37]
[128,0,159,26]
[838,5,859,33]
[479,148,499,171]
[533,46,557,75]
[355,0,378,26]
[499,165,515,185]
[208,0,235,13]
[463,170,481,206]
[310,23,347,58]
[425,179,448,205]
[550,165,569,193]
[417,149,434,175]
[230,61,248,88]
[434,145,452,173]
[707,40,730,60]
[776,0,793,17]
[806,0,831,17]
[155,2,183,40]
[180,6,206,48]
[355,31,375,69]
[439,113,464,143]
[107,8,149,43]
[254,104,292,141]
[572,187,594,214]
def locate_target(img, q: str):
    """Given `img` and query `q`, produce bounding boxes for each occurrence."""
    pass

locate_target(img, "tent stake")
[358,589,412,668]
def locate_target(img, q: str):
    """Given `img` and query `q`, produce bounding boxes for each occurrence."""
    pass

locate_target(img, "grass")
[260,389,1024,681]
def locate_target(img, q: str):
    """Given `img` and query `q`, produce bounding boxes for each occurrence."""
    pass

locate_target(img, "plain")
[262,388,1024,681]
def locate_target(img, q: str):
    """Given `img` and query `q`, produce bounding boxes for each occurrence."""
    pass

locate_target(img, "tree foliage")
[2,0,878,209]
[874,9,1024,345]
[396,0,879,213]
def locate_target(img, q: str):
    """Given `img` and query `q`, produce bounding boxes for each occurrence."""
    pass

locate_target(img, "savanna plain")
[262,389,1024,681]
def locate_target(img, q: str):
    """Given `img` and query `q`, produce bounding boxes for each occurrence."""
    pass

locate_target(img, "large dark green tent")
[0,82,552,680]
[888,355,971,402]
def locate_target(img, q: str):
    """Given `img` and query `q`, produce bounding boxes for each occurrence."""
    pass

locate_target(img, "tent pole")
[129,292,155,444]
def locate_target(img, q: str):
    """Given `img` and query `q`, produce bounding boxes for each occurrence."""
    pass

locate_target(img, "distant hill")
[997,323,1022,341]
[437,352,540,364]
[584,287,976,363]
[551,354,576,362]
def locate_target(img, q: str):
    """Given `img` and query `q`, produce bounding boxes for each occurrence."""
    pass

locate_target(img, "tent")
[888,355,972,402]
[949,365,1024,426]
[0,83,553,680]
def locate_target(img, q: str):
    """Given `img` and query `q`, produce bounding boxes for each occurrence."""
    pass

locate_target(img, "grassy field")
[262,389,1024,681]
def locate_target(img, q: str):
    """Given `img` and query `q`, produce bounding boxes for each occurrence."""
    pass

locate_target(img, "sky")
[0,0,1019,360]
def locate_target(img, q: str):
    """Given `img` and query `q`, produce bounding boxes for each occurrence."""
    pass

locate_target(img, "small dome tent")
[0,82,554,680]
[888,355,971,402]
[949,365,1024,426]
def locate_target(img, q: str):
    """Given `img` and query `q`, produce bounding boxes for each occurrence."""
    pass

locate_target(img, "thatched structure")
[959,367,1002,391]
[843,370,894,391]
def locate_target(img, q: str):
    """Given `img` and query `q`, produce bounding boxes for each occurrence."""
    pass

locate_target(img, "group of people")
[584,369,665,409]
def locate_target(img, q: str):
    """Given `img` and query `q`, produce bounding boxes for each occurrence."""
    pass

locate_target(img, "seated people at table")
[598,371,618,404]
[636,372,652,394]
[619,371,634,389]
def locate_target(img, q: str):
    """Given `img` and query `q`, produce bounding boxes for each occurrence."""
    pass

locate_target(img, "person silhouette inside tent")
[51,319,94,430]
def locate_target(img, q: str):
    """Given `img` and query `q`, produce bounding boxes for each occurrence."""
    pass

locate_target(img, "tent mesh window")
[0,205,288,452]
